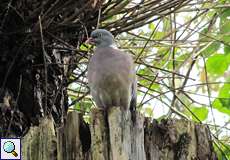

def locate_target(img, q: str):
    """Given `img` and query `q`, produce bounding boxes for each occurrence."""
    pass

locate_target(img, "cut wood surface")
[21,108,217,160]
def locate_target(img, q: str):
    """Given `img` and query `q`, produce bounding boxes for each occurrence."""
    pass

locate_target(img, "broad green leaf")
[190,106,209,122]
[213,99,230,115]
[226,53,230,63]
[224,45,230,54]
[220,8,230,19]
[206,54,229,75]
[219,83,230,99]
[213,83,230,115]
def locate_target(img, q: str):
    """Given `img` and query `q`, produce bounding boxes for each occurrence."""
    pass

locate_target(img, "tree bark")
[90,107,146,160]
[21,108,217,160]
[144,119,217,160]
[22,117,56,160]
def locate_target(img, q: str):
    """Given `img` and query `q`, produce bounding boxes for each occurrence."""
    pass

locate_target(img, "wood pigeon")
[87,29,137,122]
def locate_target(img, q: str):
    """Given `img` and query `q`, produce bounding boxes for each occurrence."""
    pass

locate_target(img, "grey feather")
[87,29,137,121]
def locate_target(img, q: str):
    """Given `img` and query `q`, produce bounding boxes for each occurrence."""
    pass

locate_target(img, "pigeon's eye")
[98,33,102,38]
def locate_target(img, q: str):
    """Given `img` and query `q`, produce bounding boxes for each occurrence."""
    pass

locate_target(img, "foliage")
[68,0,230,157]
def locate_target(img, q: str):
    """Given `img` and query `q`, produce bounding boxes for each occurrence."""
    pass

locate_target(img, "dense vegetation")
[0,0,229,159]
[69,1,230,159]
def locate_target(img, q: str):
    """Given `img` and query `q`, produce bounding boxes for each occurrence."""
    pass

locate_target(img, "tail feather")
[130,79,137,123]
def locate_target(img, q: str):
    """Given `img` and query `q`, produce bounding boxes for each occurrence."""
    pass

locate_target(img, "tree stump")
[90,107,217,160]
[144,119,217,160]
[21,108,217,160]
[90,107,146,160]
[22,117,56,160]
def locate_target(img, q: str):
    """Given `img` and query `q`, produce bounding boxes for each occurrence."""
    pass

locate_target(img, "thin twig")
[6,74,22,136]
[96,8,101,29]
[202,55,218,135]
[39,15,48,115]
[0,0,13,30]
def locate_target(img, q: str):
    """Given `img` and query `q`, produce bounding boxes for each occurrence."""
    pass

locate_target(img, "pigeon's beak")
[85,37,95,45]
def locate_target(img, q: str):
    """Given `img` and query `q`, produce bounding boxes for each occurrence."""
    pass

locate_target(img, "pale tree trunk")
[90,107,146,160]
[22,117,57,160]
[22,107,217,160]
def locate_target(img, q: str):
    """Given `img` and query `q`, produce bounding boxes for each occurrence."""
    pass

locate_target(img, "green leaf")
[74,101,92,112]
[206,54,229,75]
[80,44,90,51]
[150,83,160,90]
[224,45,230,54]
[74,103,81,110]
[199,27,209,41]
[154,31,164,39]
[190,106,209,122]
[220,21,230,34]
[219,84,230,98]
[220,9,230,44]
[213,82,230,115]
[148,23,155,30]
[213,99,230,115]
[220,9,230,19]
[138,67,152,75]
[214,140,230,160]
[226,54,230,64]
[201,42,220,57]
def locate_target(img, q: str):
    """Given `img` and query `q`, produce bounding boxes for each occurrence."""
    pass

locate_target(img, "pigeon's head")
[86,29,115,47]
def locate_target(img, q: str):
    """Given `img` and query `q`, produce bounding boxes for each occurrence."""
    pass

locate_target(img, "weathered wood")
[90,108,109,160]
[90,107,146,160]
[21,109,217,160]
[144,119,217,160]
[91,107,217,160]
[108,107,146,160]
[57,111,83,160]
[22,117,56,160]
[57,111,91,160]
[195,124,217,159]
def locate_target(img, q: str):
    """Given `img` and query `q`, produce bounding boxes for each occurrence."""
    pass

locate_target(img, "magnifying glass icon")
[3,141,18,157]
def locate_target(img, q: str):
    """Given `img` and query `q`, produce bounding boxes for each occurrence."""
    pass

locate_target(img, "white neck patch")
[109,44,118,49]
